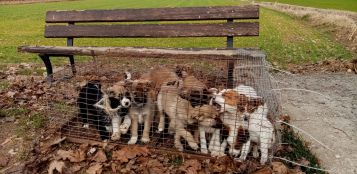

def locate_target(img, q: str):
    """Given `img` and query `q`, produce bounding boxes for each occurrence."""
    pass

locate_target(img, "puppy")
[127,80,155,144]
[212,86,259,156]
[179,75,214,107]
[238,102,275,165]
[77,80,111,140]
[157,81,219,151]
[196,105,221,154]
[97,81,132,140]
[136,67,179,132]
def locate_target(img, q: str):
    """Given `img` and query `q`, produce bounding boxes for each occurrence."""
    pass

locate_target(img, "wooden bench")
[18,5,260,87]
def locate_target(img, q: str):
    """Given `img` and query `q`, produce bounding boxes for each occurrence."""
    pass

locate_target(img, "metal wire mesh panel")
[47,49,280,164]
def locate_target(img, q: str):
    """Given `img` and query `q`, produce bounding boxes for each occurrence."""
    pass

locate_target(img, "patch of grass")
[0,107,29,118]
[170,155,184,166]
[0,80,10,91]
[281,129,325,174]
[16,112,47,139]
[0,0,353,68]
[257,0,357,12]
[17,67,45,76]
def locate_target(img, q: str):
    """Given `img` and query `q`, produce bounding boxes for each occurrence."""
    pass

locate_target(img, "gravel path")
[274,72,357,174]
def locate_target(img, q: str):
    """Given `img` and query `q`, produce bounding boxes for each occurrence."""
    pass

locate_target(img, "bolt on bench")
[18,5,260,88]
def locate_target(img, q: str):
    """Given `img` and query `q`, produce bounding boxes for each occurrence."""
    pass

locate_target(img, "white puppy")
[238,102,275,164]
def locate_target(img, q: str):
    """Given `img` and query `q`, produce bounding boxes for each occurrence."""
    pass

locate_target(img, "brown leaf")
[145,159,165,174]
[288,167,306,174]
[48,160,65,174]
[112,146,150,163]
[179,159,202,174]
[252,167,273,174]
[93,150,107,163]
[272,162,288,174]
[86,163,103,174]
[69,164,82,173]
[57,149,85,163]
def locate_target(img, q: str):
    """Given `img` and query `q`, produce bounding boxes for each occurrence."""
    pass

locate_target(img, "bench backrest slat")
[45,23,259,38]
[46,6,259,23]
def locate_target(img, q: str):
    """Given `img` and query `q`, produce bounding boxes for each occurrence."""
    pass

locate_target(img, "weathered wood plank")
[45,22,259,38]
[46,5,259,23]
[18,46,265,59]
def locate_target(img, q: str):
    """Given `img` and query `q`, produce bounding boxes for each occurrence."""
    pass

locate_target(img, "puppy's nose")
[124,101,130,106]
[243,115,249,122]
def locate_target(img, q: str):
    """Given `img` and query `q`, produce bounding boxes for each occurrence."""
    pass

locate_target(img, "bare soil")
[274,72,357,174]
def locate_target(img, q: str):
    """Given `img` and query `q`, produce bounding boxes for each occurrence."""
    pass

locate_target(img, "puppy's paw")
[128,136,138,144]
[141,137,150,143]
[157,123,164,132]
[83,124,89,129]
[119,124,129,134]
[253,150,259,158]
[201,148,208,154]
[229,149,240,157]
[175,144,184,152]
[111,132,121,141]
[211,150,226,157]
[189,142,199,151]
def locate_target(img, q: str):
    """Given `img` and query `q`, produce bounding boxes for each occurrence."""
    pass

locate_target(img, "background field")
[257,0,357,12]
[0,0,354,68]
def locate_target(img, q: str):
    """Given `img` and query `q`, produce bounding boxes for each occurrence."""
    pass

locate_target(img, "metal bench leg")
[39,54,54,83]
[227,60,235,89]
[69,55,76,75]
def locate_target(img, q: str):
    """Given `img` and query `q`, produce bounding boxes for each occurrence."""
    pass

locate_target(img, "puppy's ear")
[189,107,200,119]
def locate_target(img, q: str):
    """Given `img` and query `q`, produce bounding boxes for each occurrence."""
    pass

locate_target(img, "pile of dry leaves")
[22,136,305,174]
[287,58,357,74]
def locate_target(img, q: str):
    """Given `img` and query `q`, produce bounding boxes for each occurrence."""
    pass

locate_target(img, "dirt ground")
[274,72,357,174]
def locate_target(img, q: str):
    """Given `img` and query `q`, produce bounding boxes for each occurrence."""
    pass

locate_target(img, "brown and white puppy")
[157,81,219,151]
[212,85,262,157]
[127,80,156,144]
[137,67,179,132]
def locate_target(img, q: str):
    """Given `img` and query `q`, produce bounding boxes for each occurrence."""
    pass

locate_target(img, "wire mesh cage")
[46,48,280,164]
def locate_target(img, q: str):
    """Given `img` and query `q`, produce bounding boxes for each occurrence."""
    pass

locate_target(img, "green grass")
[0,0,353,68]
[281,129,325,174]
[257,0,357,12]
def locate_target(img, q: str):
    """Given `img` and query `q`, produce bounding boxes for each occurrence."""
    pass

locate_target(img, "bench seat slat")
[18,46,265,58]
[46,5,259,23]
[45,22,259,38]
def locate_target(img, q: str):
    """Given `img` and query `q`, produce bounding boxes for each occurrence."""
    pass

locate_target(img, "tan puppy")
[157,81,219,151]
[137,67,179,132]
[127,80,156,144]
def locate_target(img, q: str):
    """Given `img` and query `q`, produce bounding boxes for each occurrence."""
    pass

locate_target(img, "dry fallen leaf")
[92,150,107,163]
[112,146,150,163]
[57,149,85,163]
[48,160,65,174]
[86,163,103,174]
[252,167,273,174]
[272,162,288,174]
[179,159,202,174]
[69,164,82,173]
[143,159,165,174]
